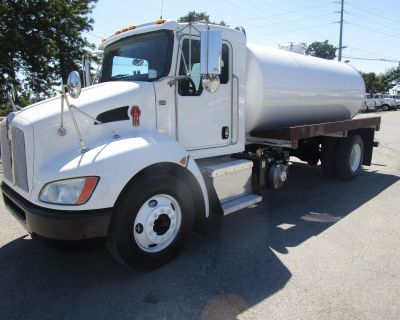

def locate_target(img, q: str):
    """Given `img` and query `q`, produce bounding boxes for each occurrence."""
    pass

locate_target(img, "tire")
[107,174,194,270]
[382,104,389,111]
[334,134,364,181]
[321,138,338,178]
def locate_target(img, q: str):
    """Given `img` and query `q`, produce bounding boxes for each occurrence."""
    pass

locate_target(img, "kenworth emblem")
[130,106,141,126]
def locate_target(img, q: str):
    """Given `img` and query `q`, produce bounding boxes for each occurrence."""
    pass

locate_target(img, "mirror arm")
[58,86,88,153]
[205,21,209,75]
[163,75,189,87]
[178,38,190,76]
[189,25,192,75]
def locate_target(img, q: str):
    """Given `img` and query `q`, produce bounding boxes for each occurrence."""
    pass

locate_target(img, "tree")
[178,11,228,26]
[360,71,394,93]
[0,0,97,114]
[386,64,400,88]
[306,40,337,60]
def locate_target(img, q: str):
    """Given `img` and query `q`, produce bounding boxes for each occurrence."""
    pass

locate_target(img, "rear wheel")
[382,104,389,111]
[107,174,194,270]
[334,134,364,180]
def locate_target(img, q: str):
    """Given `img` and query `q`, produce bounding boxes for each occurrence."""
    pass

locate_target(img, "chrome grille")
[0,125,29,192]
[11,127,29,192]
[1,125,12,182]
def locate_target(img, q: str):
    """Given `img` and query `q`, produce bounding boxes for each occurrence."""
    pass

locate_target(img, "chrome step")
[222,193,262,216]
[200,158,263,215]
[201,159,253,203]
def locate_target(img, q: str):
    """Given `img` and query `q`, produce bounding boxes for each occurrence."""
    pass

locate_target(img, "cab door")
[176,37,232,150]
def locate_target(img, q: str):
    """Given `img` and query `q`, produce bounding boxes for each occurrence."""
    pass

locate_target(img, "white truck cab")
[362,93,376,112]
[1,20,381,270]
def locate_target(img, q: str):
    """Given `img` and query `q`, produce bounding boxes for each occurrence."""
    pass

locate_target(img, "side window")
[178,39,202,96]
[178,39,230,96]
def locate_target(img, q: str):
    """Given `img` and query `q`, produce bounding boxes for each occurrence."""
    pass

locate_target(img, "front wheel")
[382,104,389,111]
[107,174,194,270]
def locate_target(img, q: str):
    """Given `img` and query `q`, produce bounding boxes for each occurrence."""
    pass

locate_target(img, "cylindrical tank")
[245,43,365,133]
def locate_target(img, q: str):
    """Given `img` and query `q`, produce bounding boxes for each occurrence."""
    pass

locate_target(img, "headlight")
[39,177,99,205]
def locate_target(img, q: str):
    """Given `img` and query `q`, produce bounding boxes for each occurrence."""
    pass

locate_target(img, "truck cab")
[96,21,246,158]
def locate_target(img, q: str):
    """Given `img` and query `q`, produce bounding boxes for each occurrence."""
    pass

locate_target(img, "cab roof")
[98,19,241,50]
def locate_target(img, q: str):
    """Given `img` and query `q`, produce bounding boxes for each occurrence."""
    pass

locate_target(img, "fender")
[32,131,209,217]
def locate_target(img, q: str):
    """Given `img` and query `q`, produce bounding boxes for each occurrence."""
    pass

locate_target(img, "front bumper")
[1,182,112,241]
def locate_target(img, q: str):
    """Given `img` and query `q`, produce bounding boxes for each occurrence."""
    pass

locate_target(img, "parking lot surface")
[0,111,399,320]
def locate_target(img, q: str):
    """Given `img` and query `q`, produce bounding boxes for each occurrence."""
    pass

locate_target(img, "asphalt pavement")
[0,111,399,320]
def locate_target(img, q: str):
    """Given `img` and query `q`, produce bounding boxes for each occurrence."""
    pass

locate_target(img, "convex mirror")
[67,71,82,99]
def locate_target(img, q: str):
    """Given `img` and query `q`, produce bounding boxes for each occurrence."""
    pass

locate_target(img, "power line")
[346,1,398,25]
[229,0,334,41]
[253,22,336,39]
[83,31,104,40]
[343,56,400,63]
[244,12,336,30]
[229,1,336,24]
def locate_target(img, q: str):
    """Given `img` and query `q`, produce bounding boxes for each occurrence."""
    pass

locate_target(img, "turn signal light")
[115,30,121,35]
[156,19,165,24]
[76,177,99,205]
[128,25,136,30]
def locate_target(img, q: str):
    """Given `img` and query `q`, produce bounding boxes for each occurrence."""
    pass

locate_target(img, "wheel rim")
[350,143,362,172]
[133,194,182,253]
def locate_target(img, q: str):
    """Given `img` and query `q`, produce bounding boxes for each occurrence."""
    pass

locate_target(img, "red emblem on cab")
[130,106,141,126]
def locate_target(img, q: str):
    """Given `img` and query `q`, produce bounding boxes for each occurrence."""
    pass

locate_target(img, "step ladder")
[201,159,262,215]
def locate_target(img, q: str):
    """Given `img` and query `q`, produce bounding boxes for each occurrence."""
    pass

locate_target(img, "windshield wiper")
[110,74,130,80]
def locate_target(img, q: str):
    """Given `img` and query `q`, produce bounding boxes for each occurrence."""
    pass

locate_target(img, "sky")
[84,0,400,74]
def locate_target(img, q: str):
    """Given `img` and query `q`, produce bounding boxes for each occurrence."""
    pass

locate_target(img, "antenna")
[160,0,164,19]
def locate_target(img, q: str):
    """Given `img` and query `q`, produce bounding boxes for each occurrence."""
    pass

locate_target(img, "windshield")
[100,30,174,82]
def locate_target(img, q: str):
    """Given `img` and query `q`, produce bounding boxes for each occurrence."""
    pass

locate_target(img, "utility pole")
[338,0,344,61]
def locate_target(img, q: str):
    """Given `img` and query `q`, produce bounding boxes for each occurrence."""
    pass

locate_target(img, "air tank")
[245,43,365,133]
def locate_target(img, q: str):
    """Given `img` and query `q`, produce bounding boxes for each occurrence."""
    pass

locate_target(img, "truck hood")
[9,81,156,191]
[16,81,155,126]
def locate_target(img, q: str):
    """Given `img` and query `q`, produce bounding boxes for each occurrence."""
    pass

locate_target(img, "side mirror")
[200,29,222,76]
[200,29,222,93]
[82,55,91,87]
[7,84,18,112]
[7,84,16,101]
[67,71,82,99]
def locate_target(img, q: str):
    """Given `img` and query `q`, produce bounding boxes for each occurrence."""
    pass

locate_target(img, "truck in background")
[390,95,400,109]
[362,93,377,112]
[1,20,381,270]
[373,93,397,111]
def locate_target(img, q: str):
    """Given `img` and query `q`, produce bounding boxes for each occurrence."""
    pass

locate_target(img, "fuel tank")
[245,44,365,133]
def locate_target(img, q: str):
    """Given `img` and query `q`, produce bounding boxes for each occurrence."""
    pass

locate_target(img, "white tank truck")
[1,20,381,269]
